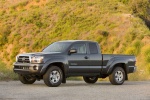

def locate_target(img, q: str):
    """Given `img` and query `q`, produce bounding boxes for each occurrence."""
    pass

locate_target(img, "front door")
[68,43,90,74]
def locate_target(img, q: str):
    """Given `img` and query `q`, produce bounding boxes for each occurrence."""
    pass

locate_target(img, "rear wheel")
[109,67,125,85]
[19,74,36,84]
[83,76,98,84]
[43,66,63,87]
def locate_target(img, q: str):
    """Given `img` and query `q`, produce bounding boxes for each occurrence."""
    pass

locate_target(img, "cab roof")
[58,40,96,43]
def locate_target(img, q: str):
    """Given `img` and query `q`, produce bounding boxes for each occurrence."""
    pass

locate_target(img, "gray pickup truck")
[13,40,136,87]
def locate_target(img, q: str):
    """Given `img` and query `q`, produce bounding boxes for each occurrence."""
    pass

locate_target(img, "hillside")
[0,0,150,80]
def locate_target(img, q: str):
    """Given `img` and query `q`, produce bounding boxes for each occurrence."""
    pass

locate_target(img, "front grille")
[18,56,30,63]
[14,66,29,70]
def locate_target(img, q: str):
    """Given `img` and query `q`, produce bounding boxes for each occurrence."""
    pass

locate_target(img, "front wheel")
[19,74,36,84]
[109,67,125,85]
[83,76,98,84]
[43,66,63,87]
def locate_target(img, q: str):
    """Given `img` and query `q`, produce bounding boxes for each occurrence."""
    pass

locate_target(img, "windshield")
[42,42,71,53]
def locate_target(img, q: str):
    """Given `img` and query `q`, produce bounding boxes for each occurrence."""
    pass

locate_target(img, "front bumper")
[13,62,44,75]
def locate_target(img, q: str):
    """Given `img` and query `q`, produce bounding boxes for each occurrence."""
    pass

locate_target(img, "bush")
[147,64,150,74]
[133,40,142,55]
[0,25,11,46]
[129,0,149,17]
[118,0,129,4]
[143,46,150,63]
[96,30,109,37]
[18,1,28,7]
[10,46,20,61]
[96,36,103,43]
[35,21,43,28]
[0,10,5,16]
[0,61,18,81]
[21,10,41,24]
[125,47,136,55]
[0,0,150,81]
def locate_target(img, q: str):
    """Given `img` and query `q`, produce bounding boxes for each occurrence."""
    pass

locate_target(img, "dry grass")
[0,0,150,80]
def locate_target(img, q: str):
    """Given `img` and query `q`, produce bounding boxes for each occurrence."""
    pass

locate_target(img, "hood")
[17,52,62,57]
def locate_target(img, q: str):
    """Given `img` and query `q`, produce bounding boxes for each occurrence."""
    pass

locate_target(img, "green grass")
[0,0,150,81]
[67,77,83,81]
[144,47,150,63]
[0,61,18,81]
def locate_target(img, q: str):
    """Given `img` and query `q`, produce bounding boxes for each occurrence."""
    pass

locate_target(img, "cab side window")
[71,43,87,54]
[89,43,98,54]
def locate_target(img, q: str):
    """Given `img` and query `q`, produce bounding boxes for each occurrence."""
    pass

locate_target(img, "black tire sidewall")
[43,66,63,87]
[109,67,125,85]
[18,74,36,84]
[83,76,98,84]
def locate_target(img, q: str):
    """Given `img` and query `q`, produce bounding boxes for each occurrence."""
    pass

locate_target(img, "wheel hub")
[49,70,60,84]
[115,71,123,82]
[89,77,96,81]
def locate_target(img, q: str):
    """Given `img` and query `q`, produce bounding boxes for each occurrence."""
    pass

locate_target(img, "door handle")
[84,56,88,59]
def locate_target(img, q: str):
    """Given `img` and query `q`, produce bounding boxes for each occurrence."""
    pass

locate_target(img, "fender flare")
[106,58,129,75]
[40,58,68,75]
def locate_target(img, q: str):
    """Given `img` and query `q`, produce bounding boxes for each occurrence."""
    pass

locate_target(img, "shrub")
[35,21,43,28]
[21,10,41,24]
[18,1,28,7]
[125,47,136,55]
[10,46,20,61]
[147,64,150,74]
[101,31,109,37]
[118,0,129,4]
[0,25,11,46]
[0,61,18,80]
[133,40,142,55]
[96,36,103,43]
[35,0,40,3]
[129,0,149,17]
[143,46,150,63]
[0,10,5,16]
[96,30,109,37]
[114,40,120,48]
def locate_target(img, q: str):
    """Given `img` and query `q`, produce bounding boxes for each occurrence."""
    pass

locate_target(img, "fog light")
[33,66,38,70]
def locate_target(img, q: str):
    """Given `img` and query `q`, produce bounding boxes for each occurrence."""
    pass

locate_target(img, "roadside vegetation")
[0,0,150,81]
[0,61,17,81]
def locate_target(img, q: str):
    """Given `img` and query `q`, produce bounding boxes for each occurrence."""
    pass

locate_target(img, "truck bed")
[102,54,136,66]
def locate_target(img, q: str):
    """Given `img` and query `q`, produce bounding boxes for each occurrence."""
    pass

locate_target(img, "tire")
[43,66,63,87]
[109,67,125,85]
[83,76,98,84]
[19,74,36,84]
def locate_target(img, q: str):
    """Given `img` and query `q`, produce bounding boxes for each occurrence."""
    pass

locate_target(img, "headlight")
[31,56,44,63]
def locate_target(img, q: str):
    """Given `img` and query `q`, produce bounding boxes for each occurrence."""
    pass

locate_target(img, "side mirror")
[69,49,77,55]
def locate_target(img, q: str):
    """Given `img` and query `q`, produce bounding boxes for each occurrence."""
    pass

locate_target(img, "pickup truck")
[13,40,136,87]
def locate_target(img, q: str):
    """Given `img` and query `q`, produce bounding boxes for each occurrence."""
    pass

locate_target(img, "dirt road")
[0,81,150,100]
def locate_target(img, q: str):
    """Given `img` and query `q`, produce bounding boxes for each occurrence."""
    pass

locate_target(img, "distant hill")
[0,0,150,80]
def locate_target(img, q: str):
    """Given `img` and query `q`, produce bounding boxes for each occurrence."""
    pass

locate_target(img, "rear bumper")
[128,66,136,73]
[13,62,44,75]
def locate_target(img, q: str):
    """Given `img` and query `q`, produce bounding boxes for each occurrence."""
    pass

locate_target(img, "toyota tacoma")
[13,40,136,87]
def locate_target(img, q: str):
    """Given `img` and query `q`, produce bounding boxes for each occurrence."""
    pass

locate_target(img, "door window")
[71,43,87,54]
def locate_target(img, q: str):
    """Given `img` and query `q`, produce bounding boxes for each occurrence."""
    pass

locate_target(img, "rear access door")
[87,42,103,73]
